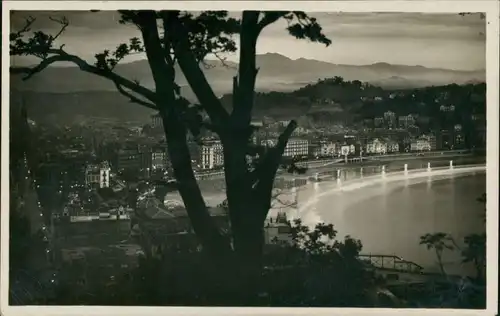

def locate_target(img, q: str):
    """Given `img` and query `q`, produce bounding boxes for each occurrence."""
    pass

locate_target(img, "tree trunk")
[139,14,232,257]
[474,259,485,283]
[161,114,232,256]
[224,17,265,295]
[436,251,446,276]
[221,142,264,301]
[163,12,296,301]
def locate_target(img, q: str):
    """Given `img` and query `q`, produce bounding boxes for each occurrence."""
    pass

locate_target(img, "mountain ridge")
[11,53,484,101]
[26,53,483,74]
[10,52,485,123]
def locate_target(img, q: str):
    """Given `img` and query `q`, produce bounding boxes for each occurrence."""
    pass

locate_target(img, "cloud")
[261,12,485,41]
[10,11,126,31]
[9,11,485,71]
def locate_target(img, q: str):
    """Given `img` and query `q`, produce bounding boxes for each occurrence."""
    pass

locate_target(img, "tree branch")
[47,16,69,44]
[162,13,230,131]
[270,188,302,209]
[250,120,298,182]
[252,120,298,222]
[10,49,157,106]
[231,11,260,128]
[13,16,36,36]
[137,12,231,254]
[257,12,287,34]
[114,83,157,109]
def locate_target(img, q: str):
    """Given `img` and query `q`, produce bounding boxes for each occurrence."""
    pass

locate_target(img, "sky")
[10,11,486,71]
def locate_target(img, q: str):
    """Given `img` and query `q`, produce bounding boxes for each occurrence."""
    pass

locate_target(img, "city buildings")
[151,145,169,170]
[374,117,384,128]
[116,148,142,172]
[437,129,452,150]
[251,120,264,128]
[308,142,321,157]
[366,138,387,155]
[339,144,356,157]
[410,135,433,152]
[386,139,400,153]
[85,161,111,189]
[427,134,437,151]
[453,124,465,149]
[283,138,309,158]
[261,139,278,148]
[319,141,337,157]
[398,114,416,129]
[278,120,291,127]
[439,105,456,112]
[199,140,224,170]
[384,111,396,128]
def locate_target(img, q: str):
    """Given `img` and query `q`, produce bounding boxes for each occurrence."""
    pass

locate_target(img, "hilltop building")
[398,115,416,129]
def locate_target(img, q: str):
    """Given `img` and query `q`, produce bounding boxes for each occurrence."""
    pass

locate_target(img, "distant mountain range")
[10,53,485,123]
[12,53,484,96]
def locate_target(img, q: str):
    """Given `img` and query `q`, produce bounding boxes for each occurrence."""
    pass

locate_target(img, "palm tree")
[419,232,455,275]
[461,233,486,283]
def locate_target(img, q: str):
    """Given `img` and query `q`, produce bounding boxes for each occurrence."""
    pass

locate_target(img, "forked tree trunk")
[139,14,233,258]
[160,113,232,256]
[163,12,294,300]
[436,250,446,276]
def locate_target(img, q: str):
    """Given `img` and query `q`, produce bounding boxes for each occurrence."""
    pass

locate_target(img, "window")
[278,226,291,234]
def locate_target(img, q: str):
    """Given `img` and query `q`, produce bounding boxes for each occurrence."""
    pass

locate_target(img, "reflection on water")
[297,172,485,276]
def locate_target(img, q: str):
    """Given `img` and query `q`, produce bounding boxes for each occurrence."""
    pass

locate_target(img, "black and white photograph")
[2,1,499,314]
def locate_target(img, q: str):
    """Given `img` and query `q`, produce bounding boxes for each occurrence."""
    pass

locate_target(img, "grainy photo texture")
[7,9,488,308]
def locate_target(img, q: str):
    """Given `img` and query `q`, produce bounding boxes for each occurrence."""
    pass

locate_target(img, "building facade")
[151,146,169,170]
[410,136,432,152]
[199,140,224,170]
[283,138,309,158]
[319,141,336,157]
[386,139,400,153]
[366,138,387,155]
[85,161,111,189]
[384,111,396,127]
[398,115,416,129]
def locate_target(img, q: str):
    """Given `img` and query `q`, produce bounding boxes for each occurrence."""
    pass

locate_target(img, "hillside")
[14,77,485,127]
[10,53,485,124]
[10,90,155,124]
[221,78,486,124]
[11,53,484,99]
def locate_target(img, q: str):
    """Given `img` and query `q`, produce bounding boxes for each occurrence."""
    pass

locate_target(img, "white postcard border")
[1,1,498,316]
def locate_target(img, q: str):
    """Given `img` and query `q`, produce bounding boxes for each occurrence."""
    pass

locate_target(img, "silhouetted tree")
[460,193,486,283]
[476,193,486,222]
[94,219,382,307]
[11,10,331,298]
[461,233,486,283]
[332,76,344,85]
[262,219,384,307]
[419,232,455,275]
